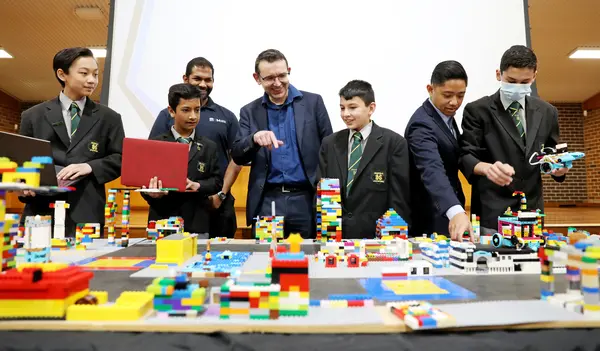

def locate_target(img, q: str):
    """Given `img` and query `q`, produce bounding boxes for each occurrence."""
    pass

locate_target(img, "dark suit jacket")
[461,90,564,229]
[19,97,124,227]
[405,100,465,237]
[231,90,333,226]
[141,133,222,234]
[318,122,411,239]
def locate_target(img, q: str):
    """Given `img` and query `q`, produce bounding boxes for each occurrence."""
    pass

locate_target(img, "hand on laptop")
[57,163,92,180]
[142,176,168,198]
[186,179,200,192]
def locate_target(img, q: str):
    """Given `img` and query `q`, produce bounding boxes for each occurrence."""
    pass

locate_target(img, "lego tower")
[1,197,18,272]
[105,189,117,245]
[316,178,342,242]
[50,200,70,239]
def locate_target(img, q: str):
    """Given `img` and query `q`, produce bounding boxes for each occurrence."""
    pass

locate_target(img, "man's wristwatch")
[217,191,227,201]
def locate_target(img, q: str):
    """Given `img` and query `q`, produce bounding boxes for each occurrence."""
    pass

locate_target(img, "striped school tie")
[508,100,525,143]
[70,102,80,137]
[176,137,192,144]
[346,131,363,195]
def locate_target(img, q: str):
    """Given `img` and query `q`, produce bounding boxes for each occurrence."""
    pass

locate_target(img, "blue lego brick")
[328,294,372,300]
[582,286,600,294]
[275,253,306,260]
[15,168,40,173]
[31,156,53,164]
[310,300,321,306]
[359,277,476,301]
[182,251,251,274]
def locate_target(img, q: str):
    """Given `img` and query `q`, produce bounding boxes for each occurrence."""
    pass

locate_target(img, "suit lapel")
[425,100,459,150]
[254,103,270,163]
[45,98,70,148]
[333,130,350,189]
[293,99,306,151]
[491,92,525,152]
[189,137,201,164]
[525,97,542,154]
[353,123,383,186]
[68,99,100,153]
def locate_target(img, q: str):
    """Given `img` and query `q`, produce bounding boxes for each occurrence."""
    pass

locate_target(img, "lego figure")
[318,80,411,239]
[141,84,222,236]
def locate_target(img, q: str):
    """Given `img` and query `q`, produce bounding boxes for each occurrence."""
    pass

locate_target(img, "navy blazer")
[231,90,333,226]
[405,99,465,237]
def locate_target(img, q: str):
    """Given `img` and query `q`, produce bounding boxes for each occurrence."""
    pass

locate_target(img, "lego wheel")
[492,233,503,248]
[511,235,524,250]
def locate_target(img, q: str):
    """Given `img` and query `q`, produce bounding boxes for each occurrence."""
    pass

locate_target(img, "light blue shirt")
[429,99,464,220]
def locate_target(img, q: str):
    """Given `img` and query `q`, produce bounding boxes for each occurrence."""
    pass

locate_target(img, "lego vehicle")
[528,143,585,175]
[491,232,545,251]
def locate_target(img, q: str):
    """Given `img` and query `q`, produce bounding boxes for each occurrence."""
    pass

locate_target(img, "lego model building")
[255,215,284,242]
[147,216,184,241]
[316,178,342,242]
[66,291,154,321]
[1,198,18,272]
[0,156,52,187]
[155,232,198,266]
[492,192,545,251]
[0,263,94,319]
[23,215,52,263]
[146,273,206,317]
[220,241,310,319]
[540,236,600,317]
[376,209,408,239]
[74,223,100,249]
[105,188,117,245]
[49,200,70,239]
[388,301,455,329]
[419,240,450,268]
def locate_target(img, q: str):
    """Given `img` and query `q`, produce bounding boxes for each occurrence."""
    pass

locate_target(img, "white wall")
[108,0,527,139]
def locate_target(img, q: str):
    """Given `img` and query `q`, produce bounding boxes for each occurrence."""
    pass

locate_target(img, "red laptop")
[121,137,188,191]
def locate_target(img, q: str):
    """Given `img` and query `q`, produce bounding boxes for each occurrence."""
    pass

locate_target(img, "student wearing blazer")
[405,61,473,241]
[142,84,222,235]
[19,47,124,236]
[461,45,568,234]
[318,80,411,240]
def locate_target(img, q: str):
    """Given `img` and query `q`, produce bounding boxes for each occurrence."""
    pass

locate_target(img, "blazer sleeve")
[315,95,333,141]
[195,145,222,196]
[406,120,462,216]
[231,106,261,165]
[388,135,411,225]
[149,109,172,139]
[460,103,485,182]
[140,192,172,214]
[87,112,125,185]
[546,105,566,183]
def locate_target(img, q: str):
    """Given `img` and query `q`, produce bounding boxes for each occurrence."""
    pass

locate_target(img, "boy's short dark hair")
[168,83,202,111]
[339,80,375,105]
[500,45,537,73]
[254,49,288,74]
[185,57,214,78]
[431,60,468,86]
[53,47,95,87]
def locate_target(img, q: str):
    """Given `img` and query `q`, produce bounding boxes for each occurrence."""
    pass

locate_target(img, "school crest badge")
[372,171,385,183]
[88,141,99,153]
[197,162,206,173]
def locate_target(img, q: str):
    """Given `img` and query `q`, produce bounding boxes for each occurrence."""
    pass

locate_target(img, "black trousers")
[208,193,237,238]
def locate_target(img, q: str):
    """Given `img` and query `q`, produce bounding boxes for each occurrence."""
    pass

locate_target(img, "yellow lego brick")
[90,291,109,305]
[259,302,270,309]
[228,308,250,315]
[249,290,261,298]
[67,292,153,321]
[181,298,205,306]
[584,304,600,312]
[17,262,69,272]
[300,292,309,298]
[191,288,205,299]
[0,289,88,318]
[22,162,42,169]
[2,172,40,187]
[540,275,554,283]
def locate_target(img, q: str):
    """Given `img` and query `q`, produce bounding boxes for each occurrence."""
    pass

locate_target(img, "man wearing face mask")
[461,45,567,235]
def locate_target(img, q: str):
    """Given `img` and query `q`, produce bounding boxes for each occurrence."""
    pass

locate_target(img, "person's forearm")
[473,162,491,176]
[221,160,243,194]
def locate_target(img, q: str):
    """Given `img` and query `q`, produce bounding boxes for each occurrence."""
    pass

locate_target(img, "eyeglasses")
[259,72,290,84]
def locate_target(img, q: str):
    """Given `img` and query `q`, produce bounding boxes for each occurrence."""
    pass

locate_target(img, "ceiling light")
[0,48,13,59]
[74,7,104,20]
[89,48,107,58]
[569,47,600,59]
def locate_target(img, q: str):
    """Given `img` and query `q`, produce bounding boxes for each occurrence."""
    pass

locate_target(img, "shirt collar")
[59,91,86,113]
[171,125,195,141]
[429,98,454,126]
[499,91,526,111]
[349,121,373,141]
[262,84,303,107]
[203,97,216,111]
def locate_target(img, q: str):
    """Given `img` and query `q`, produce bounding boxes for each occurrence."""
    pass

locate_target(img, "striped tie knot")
[177,137,192,144]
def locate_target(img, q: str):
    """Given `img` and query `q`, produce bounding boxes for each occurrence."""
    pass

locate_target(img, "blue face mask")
[500,81,532,102]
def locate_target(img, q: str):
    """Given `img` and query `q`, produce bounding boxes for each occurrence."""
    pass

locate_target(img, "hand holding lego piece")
[481,161,514,186]
[449,212,474,242]
[551,167,569,177]
[57,163,92,180]
[142,176,168,198]
[253,130,284,150]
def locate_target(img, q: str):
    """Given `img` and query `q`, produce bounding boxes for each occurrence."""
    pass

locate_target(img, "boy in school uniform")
[318,80,411,239]
[19,47,125,236]
[142,83,222,235]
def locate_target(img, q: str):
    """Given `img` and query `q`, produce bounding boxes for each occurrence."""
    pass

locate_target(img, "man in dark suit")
[19,47,125,237]
[461,45,568,234]
[318,80,410,240]
[231,49,333,239]
[142,84,222,235]
[406,61,473,241]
